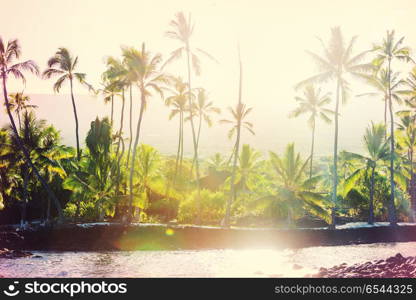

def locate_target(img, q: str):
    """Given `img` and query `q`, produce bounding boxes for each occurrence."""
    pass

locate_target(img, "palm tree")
[220,56,254,226]
[233,144,262,195]
[124,43,167,222]
[296,27,373,228]
[189,88,221,172]
[265,143,330,225]
[290,85,333,178]
[396,112,416,220]
[343,123,390,224]
[192,88,221,150]
[372,30,413,225]
[165,77,189,177]
[99,78,120,125]
[5,112,71,225]
[358,69,406,137]
[43,48,93,160]
[122,47,142,168]
[0,37,64,222]
[9,92,37,130]
[165,12,217,222]
[102,56,128,158]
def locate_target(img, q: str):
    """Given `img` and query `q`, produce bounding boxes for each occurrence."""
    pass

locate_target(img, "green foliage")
[178,189,225,224]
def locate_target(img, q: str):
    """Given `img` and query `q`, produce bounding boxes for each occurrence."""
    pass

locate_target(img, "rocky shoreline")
[311,253,416,278]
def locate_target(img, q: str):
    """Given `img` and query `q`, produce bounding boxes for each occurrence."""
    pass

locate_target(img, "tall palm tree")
[165,77,189,176]
[220,55,254,226]
[102,56,128,158]
[343,123,390,224]
[165,12,217,222]
[43,48,93,160]
[99,78,120,125]
[192,88,221,150]
[296,27,373,228]
[372,30,413,225]
[189,88,221,172]
[9,92,37,130]
[290,85,333,178]
[122,47,142,168]
[124,43,167,222]
[0,37,64,222]
[358,69,406,137]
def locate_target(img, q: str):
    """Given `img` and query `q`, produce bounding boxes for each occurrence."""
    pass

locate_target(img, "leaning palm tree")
[0,37,63,222]
[343,123,390,224]
[124,43,167,222]
[296,27,373,228]
[290,85,332,178]
[9,92,37,130]
[43,48,93,160]
[220,53,254,226]
[164,12,217,222]
[372,30,413,225]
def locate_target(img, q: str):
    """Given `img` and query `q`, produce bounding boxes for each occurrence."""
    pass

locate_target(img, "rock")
[0,248,32,259]
[310,254,416,278]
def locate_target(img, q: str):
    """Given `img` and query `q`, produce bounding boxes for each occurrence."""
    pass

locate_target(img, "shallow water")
[1,242,416,278]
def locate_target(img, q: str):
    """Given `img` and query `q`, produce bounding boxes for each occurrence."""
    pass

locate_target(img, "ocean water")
[0,93,386,159]
[1,242,416,277]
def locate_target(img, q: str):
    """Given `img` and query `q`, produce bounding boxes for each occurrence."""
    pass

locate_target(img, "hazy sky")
[1,0,416,157]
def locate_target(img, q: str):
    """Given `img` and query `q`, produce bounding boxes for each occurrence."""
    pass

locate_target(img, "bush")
[177,189,225,225]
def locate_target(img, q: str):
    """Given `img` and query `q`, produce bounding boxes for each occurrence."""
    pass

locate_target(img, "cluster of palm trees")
[293,28,416,227]
[1,13,416,229]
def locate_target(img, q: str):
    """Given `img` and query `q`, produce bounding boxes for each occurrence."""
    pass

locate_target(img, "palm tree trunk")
[174,113,182,179]
[384,95,387,139]
[330,78,341,229]
[128,90,146,223]
[190,112,203,174]
[2,73,64,222]
[185,44,202,224]
[126,85,133,168]
[180,111,184,172]
[17,111,22,131]
[309,119,316,179]
[115,135,125,219]
[224,53,243,227]
[369,165,375,225]
[387,58,397,226]
[116,89,125,158]
[69,78,81,161]
[225,128,241,227]
[110,95,114,125]
[22,165,29,227]
[197,111,203,149]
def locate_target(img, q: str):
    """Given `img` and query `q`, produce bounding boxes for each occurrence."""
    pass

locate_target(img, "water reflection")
[1,242,416,277]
